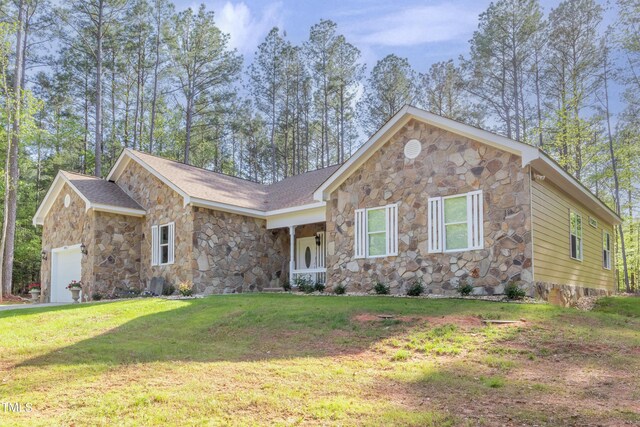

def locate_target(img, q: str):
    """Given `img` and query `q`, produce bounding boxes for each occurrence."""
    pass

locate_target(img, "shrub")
[162,284,176,296]
[333,283,347,295]
[407,280,425,297]
[91,292,103,301]
[457,280,474,296]
[178,282,193,297]
[314,282,326,293]
[504,281,526,300]
[282,281,292,292]
[373,281,390,295]
[295,277,315,294]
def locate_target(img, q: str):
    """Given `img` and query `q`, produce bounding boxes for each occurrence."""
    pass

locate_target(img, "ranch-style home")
[34,105,620,303]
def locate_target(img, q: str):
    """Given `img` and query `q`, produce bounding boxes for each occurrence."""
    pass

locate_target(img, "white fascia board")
[266,205,326,229]
[313,106,412,201]
[33,172,92,226]
[530,155,622,225]
[91,204,146,217]
[189,197,266,219]
[313,105,541,202]
[406,107,539,165]
[107,148,190,205]
[106,149,130,181]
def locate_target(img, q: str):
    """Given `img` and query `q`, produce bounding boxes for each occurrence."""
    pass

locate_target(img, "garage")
[50,245,82,303]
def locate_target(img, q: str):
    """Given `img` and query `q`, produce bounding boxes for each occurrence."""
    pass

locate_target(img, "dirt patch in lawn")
[353,313,525,329]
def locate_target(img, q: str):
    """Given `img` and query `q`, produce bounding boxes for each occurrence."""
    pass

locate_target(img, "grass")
[0,294,638,426]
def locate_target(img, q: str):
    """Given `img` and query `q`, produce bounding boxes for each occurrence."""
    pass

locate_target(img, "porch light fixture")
[80,243,88,255]
[41,250,47,261]
[315,234,321,246]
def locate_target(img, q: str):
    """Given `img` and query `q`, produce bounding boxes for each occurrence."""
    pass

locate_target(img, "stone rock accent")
[116,160,194,288]
[534,281,611,307]
[325,119,533,295]
[92,211,142,295]
[40,183,94,302]
[191,207,288,294]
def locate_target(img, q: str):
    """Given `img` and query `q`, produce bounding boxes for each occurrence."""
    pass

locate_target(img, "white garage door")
[51,245,82,303]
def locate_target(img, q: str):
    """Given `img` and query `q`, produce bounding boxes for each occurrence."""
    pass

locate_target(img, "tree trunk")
[0,0,25,299]
[149,6,161,153]
[184,93,192,164]
[94,0,104,177]
[603,50,630,292]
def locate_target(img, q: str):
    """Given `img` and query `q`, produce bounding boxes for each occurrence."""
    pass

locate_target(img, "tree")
[545,0,603,179]
[148,0,172,153]
[249,27,287,182]
[463,0,543,142]
[165,5,241,164]
[421,60,483,125]
[358,54,418,135]
[0,1,25,299]
[55,0,129,176]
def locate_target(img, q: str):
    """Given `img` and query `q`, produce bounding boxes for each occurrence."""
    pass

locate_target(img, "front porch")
[286,222,327,286]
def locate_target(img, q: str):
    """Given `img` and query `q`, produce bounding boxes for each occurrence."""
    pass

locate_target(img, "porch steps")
[262,287,285,293]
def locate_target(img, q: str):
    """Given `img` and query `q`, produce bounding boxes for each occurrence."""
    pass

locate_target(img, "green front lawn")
[0,294,639,426]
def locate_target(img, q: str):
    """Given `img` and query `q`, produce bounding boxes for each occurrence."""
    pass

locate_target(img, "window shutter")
[468,191,483,250]
[427,197,443,253]
[168,222,175,264]
[354,209,366,259]
[151,225,159,266]
[385,204,398,256]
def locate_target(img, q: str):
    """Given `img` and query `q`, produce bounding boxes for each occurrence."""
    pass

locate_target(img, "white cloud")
[215,1,284,55]
[348,3,480,47]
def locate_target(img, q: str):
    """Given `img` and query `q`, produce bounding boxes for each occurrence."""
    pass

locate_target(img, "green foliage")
[91,293,103,301]
[178,282,193,297]
[505,282,526,300]
[457,280,474,296]
[373,282,390,295]
[162,284,176,296]
[406,280,425,297]
[333,283,347,295]
[314,282,326,293]
[295,277,315,294]
[594,296,640,318]
[282,281,292,292]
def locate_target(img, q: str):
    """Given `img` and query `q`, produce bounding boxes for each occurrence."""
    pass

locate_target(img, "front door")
[296,237,317,270]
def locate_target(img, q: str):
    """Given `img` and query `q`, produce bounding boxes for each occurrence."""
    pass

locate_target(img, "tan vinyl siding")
[532,173,615,290]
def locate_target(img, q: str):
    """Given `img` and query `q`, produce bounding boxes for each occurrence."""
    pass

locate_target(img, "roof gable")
[108,149,339,217]
[33,171,145,226]
[313,105,621,225]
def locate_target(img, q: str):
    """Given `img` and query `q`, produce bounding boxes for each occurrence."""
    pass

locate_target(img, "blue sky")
[174,0,622,111]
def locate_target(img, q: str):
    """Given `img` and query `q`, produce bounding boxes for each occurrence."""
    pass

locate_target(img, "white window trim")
[429,190,483,253]
[152,222,175,266]
[603,230,611,270]
[569,210,583,262]
[354,204,398,259]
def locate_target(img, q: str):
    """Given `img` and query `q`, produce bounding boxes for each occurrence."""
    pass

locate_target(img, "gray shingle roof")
[129,150,339,212]
[62,171,144,211]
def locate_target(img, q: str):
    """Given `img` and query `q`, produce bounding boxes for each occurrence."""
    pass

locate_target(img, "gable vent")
[404,139,422,159]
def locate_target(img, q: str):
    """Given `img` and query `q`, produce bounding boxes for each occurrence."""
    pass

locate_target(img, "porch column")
[289,225,296,283]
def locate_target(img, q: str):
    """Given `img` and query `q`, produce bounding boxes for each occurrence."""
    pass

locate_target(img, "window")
[151,222,175,266]
[569,210,582,261]
[603,231,611,270]
[354,204,398,258]
[428,190,483,253]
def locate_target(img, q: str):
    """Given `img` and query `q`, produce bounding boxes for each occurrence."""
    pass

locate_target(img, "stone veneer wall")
[191,207,288,293]
[40,183,94,301]
[116,161,193,287]
[326,119,533,295]
[92,211,142,295]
